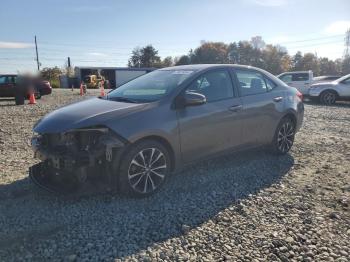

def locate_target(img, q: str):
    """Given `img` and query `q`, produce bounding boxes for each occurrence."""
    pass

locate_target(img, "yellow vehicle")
[83,75,105,88]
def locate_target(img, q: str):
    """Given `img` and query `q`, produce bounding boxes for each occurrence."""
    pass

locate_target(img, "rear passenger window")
[235,70,267,96]
[279,74,292,82]
[292,73,309,81]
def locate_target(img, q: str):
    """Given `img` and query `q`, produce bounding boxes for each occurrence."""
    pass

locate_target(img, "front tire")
[118,140,171,197]
[271,117,295,155]
[320,91,336,105]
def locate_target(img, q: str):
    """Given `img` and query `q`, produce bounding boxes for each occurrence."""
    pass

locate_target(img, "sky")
[0,0,349,73]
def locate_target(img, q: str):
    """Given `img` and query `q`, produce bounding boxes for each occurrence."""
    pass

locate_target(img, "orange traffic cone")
[80,82,83,96]
[100,81,105,96]
[29,91,36,105]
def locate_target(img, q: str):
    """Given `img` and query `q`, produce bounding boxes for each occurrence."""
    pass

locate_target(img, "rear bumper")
[39,88,52,95]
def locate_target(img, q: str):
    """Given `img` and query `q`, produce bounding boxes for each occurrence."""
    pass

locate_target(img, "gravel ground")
[0,89,349,261]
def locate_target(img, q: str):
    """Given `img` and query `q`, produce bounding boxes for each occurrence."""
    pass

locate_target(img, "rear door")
[177,69,243,163]
[0,76,12,97]
[232,69,285,145]
[280,73,310,94]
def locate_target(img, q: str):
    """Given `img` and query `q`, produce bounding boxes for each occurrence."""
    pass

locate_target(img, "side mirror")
[175,92,206,109]
[185,92,206,106]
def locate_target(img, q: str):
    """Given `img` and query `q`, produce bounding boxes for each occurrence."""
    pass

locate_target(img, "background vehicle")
[308,74,350,105]
[0,74,52,99]
[30,64,304,197]
[278,71,313,95]
[313,75,341,83]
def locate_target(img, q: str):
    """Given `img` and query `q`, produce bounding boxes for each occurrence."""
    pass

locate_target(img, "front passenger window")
[0,76,7,84]
[186,70,234,102]
[235,70,267,96]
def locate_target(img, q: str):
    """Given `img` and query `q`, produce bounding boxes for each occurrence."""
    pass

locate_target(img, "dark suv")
[0,74,52,99]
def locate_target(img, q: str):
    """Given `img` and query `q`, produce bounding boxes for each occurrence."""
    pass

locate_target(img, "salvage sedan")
[30,64,304,197]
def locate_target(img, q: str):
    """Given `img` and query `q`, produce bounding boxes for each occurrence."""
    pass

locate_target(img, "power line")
[35,35,40,71]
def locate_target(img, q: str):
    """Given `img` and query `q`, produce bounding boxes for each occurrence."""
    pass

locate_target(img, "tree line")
[128,38,350,76]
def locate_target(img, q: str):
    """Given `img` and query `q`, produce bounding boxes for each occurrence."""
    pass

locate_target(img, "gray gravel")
[0,89,349,261]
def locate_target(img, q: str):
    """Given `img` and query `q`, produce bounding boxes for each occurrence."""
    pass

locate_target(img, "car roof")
[0,74,17,77]
[160,64,263,72]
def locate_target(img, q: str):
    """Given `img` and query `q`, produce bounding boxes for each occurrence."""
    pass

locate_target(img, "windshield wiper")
[108,96,139,103]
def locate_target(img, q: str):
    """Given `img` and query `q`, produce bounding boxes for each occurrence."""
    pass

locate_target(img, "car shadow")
[0,149,294,260]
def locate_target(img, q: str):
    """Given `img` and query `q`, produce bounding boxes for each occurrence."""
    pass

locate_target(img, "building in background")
[73,67,155,88]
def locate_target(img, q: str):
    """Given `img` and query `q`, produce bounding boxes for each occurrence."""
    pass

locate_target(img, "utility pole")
[35,35,40,71]
[344,29,350,58]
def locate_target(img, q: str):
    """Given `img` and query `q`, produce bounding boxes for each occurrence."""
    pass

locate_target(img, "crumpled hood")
[34,97,146,133]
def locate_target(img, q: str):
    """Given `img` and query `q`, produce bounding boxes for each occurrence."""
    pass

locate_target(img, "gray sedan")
[30,64,304,197]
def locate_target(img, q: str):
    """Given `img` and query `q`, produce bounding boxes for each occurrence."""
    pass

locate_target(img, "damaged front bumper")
[29,127,126,193]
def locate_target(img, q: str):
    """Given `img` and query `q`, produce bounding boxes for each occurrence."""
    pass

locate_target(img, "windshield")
[107,70,194,103]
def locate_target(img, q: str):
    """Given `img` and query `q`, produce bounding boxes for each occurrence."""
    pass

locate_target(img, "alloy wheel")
[127,147,167,194]
[322,92,336,105]
[277,121,294,153]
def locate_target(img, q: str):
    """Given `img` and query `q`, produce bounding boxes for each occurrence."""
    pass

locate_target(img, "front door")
[337,77,350,97]
[177,69,243,163]
[0,76,13,97]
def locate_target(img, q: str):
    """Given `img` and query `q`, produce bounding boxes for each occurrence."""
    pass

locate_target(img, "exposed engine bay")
[29,127,125,193]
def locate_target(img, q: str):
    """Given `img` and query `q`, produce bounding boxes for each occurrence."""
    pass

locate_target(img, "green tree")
[301,53,320,75]
[40,66,63,81]
[161,56,174,67]
[40,67,63,88]
[262,45,288,74]
[318,58,338,75]
[175,55,191,65]
[341,56,350,75]
[292,51,303,70]
[190,42,229,64]
[128,45,161,68]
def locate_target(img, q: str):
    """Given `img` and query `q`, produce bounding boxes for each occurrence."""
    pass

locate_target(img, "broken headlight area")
[29,127,125,193]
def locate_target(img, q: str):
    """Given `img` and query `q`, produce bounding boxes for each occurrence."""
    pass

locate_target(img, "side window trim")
[184,68,236,103]
[263,76,277,92]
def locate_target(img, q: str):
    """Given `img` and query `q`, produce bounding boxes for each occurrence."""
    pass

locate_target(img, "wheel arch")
[132,135,176,171]
[320,89,339,98]
[282,111,297,126]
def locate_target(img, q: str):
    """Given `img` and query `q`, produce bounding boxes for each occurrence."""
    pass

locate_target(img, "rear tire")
[117,140,171,197]
[271,117,295,155]
[320,91,336,105]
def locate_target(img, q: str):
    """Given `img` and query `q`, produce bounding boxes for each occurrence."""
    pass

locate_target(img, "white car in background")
[313,75,341,83]
[308,74,350,105]
[277,71,313,95]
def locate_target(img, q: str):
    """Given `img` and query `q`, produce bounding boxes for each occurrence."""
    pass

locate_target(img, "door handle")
[273,96,283,102]
[229,105,243,112]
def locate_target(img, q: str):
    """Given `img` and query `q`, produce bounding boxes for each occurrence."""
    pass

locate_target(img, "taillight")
[296,90,303,101]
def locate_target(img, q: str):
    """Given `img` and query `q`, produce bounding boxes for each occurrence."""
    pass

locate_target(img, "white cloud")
[324,21,350,35]
[87,52,108,57]
[0,41,34,49]
[249,0,288,7]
